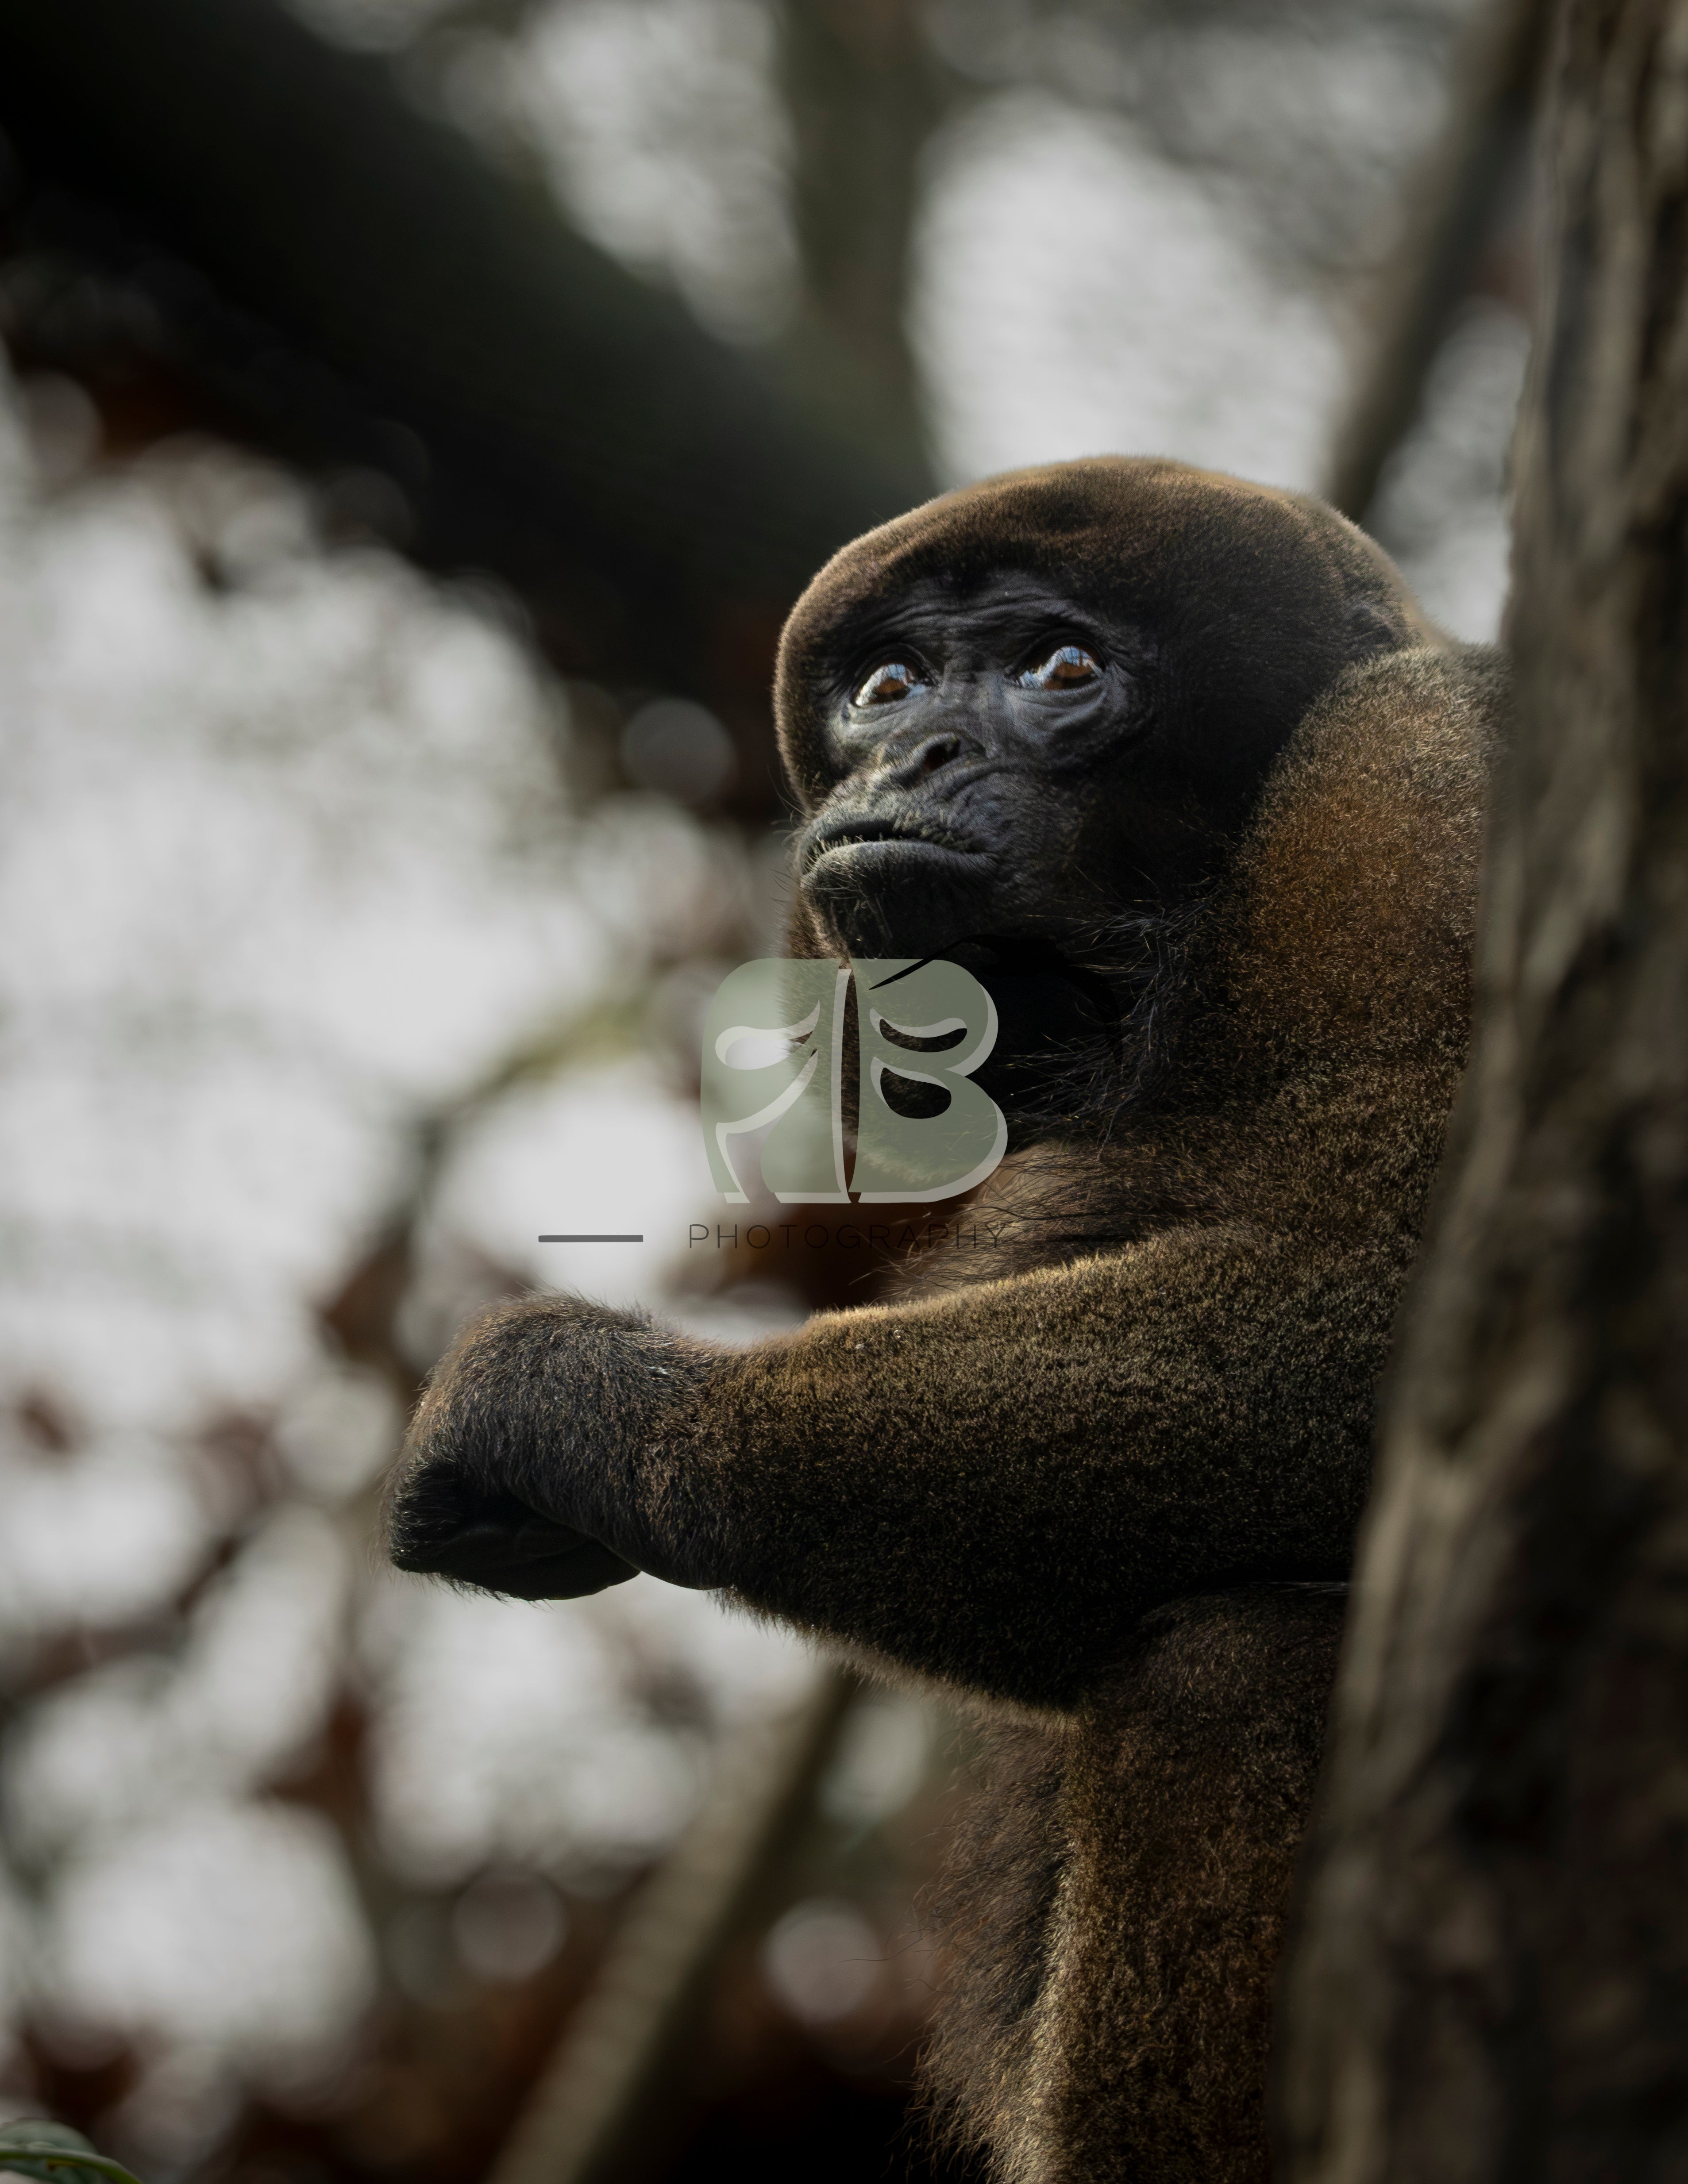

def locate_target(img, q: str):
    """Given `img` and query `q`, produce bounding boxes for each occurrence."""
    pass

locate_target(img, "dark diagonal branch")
[1324,0,1554,524]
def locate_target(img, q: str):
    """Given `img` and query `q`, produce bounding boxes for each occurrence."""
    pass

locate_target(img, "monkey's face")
[778,461,1431,1117]
[795,567,1255,962]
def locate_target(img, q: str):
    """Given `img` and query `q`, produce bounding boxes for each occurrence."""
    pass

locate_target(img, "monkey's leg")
[1014,1586,1345,2184]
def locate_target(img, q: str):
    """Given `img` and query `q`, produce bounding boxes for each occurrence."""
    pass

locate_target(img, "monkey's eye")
[1018,644,1102,691]
[853,661,924,707]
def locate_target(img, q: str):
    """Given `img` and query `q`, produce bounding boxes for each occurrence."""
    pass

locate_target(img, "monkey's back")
[906,644,1506,2178]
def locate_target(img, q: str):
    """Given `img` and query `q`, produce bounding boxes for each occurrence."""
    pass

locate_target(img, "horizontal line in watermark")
[538,1233,645,1243]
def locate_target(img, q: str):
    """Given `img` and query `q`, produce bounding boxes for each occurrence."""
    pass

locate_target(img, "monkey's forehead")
[783,457,1402,641]
[770,455,1430,800]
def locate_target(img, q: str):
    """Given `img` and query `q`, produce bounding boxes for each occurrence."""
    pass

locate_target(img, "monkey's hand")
[382,1296,723,1600]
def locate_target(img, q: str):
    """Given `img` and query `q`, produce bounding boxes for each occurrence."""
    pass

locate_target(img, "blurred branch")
[1323,0,1553,524]
[777,0,955,477]
[485,1663,863,2184]
[0,0,930,754]
[423,0,546,31]
[320,981,662,1407]
[318,990,878,2184]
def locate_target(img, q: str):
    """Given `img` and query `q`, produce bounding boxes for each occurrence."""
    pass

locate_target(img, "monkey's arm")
[384,1229,1392,1708]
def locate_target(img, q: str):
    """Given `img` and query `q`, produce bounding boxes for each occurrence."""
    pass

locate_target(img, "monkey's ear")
[387,1464,639,1600]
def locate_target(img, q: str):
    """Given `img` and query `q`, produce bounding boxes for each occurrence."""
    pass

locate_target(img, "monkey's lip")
[800,818,983,876]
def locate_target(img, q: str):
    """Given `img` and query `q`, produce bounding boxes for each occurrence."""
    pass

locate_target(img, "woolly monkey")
[385,458,1505,2182]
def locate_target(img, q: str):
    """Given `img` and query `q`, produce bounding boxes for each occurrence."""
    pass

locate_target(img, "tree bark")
[1279,2,1688,2179]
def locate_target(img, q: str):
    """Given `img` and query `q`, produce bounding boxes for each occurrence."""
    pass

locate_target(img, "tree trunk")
[1279,2,1688,2179]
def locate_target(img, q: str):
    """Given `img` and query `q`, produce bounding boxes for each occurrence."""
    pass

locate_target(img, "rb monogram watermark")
[700,957,1007,1204]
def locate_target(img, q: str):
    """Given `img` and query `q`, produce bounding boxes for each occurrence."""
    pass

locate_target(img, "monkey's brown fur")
[926,1590,1347,2181]
[385,462,1507,2181]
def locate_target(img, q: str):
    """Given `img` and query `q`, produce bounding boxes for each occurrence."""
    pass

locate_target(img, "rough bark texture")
[1279,3,1688,2179]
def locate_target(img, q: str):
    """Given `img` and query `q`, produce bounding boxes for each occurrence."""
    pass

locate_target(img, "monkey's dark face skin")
[796,571,1167,961]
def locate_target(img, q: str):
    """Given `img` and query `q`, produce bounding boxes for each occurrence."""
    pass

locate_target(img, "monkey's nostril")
[921,737,961,775]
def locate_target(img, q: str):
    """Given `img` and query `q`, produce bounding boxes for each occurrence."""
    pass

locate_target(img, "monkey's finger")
[419,1516,640,1600]
[387,1471,640,1597]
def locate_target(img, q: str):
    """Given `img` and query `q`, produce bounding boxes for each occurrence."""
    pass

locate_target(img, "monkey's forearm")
[682,1234,1389,1703]
[387,1231,1394,1706]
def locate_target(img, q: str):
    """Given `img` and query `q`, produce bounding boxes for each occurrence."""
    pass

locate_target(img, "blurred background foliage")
[0,1,1531,2179]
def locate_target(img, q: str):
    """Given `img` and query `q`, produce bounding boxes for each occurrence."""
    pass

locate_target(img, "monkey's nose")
[877,725,980,790]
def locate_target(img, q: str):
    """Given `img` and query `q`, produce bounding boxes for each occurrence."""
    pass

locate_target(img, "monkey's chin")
[802,839,994,961]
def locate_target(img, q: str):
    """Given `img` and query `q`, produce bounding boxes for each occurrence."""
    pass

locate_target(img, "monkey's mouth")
[799,815,981,876]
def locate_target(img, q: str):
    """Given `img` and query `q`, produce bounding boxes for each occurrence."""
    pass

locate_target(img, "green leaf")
[0,2121,144,2184]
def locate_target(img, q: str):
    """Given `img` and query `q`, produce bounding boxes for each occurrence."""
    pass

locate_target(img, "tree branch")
[1323,0,1553,524]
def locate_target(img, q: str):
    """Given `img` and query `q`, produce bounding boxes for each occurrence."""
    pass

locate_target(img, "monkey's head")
[777,456,1437,969]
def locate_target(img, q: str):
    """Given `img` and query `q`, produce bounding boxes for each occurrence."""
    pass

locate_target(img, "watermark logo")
[701,958,1007,1205]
